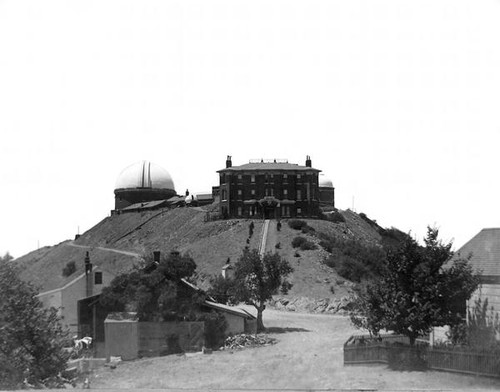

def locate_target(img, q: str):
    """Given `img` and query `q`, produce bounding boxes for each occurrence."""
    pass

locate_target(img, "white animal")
[74,336,93,351]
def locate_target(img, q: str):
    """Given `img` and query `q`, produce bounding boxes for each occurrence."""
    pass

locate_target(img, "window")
[238,189,242,197]
[251,175,255,183]
[283,174,288,179]
[237,206,242,216]
[283,189,288,197]
[270,188,274,196]
[297,174,301,180]
[297,208,302,216]
[251,189,255,196]
[237,174,242,180]
[297,190,301,200]
[94,271,103,285]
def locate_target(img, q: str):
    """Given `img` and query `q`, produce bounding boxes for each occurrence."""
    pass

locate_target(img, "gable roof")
[218,162,320,173]
[454,228,500,276]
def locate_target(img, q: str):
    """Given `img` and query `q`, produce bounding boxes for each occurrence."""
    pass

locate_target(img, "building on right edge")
[454,228,500,319]
[216,155,334,219]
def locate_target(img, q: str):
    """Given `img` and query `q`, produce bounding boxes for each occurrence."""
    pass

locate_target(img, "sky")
[1,0,499,259]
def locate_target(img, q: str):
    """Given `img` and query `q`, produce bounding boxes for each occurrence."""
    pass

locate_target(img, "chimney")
[226,155,232,168]
[305,155,311,168]
[84,252,93,297]
[153,251,161,263]
[84,251,92,275]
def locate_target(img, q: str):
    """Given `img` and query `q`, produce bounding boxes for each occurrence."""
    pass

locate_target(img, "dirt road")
[90,309,500,390]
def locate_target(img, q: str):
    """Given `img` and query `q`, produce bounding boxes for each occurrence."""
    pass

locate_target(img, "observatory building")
[217,156,334,219]
[114,161,177,210]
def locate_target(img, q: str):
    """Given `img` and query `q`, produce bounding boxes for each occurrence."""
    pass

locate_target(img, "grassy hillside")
[15,205,398,308]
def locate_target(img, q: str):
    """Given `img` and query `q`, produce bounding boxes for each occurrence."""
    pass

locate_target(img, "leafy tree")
[0,262,70,388]
[350,227,479,346]
[228,249,293,332]
[100,251,200,321]
[100,251,227,348]
[0,251,14,263]
[207,274,237,305]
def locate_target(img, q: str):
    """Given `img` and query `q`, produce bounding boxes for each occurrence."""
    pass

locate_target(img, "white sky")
[1,0,500,259]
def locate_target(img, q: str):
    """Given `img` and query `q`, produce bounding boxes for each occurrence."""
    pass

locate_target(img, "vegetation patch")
[62,261,76,277]
[319,233,386,281]
[292,236,317,251]
[288,219,308,230]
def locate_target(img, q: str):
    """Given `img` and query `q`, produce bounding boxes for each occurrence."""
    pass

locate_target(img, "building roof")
[218,161,320,173]
[454,228,500,276]
[115,161,175,191]
[203,300,256,319]
[319,173,334,188]
[121,199,168,212]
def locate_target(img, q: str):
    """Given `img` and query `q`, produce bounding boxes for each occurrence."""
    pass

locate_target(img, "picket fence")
[344,334,500,378]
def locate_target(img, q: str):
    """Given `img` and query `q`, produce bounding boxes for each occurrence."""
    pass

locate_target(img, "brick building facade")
[217,156,325,219]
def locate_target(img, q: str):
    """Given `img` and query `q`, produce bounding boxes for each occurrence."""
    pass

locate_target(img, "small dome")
[115,161,175,191]
[319,173,333,188]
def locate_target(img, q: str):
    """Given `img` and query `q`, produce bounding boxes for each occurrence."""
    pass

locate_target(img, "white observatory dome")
[319,173,333,188]
[115,161,175,191]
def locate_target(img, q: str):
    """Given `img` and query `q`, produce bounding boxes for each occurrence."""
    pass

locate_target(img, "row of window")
[234,205,303,217]
[221,173,316,184]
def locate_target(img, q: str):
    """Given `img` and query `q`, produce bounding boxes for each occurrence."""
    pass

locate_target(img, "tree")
[0,251,14,263]
[0,262,70,388]
[351,227,479,346]
[100,251,200,321]
[100,251,227,348]
[228,249,293,332]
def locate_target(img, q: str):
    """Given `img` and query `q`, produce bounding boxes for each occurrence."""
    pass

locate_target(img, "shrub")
[275,242,281,249]
[198,311,228,350]
[292,236,306,248]
[62,261,76,277]
[319,240,333,253]
[288,219,307,230]
[294,251,300,258]
[301,225,315,234]
[329,211,346,223]
[292,236,316,251]
[249,221,255,237]
[300,240,316,251]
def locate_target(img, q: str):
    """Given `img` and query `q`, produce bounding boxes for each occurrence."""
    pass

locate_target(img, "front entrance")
[263,205,276,219]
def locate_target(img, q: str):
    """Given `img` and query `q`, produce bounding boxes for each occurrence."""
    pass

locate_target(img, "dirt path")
[89,309,500,391]
[66,242,141,258]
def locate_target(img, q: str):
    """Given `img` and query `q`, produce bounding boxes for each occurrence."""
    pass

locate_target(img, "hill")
[14,205,399,312]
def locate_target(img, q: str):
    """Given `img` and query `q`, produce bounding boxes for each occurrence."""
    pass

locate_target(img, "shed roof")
[454,228,500,276]
[203,301,256,319]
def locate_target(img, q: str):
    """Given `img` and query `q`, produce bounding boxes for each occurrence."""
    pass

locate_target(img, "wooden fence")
[344,335,500,378]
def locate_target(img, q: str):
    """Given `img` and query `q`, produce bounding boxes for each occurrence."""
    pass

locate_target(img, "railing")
[344,335,500,378]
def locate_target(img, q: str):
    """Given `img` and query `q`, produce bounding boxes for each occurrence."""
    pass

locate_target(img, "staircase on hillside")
[259,219,270,257]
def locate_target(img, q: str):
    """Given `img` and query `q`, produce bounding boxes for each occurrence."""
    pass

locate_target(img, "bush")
[275,242,281,249]
[62,261,76,277]
[198,311,228,350]
[324,255,370,282]
[292,236,316,250]
[207,275,237,305]
[288,219,307,230]
[301,225,315,234]
[292,236,307,248]
[249,221,255,237]
[329,211,346,223]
